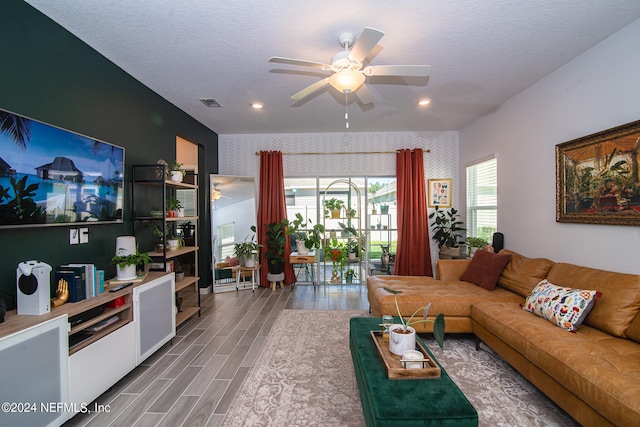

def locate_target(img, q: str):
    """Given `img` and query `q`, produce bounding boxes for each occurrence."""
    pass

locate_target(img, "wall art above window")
[0,108,124,228]
[556,119,640,226]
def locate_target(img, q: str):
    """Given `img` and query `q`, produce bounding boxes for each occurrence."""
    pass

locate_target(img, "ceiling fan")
[211,183,231,201]
[269,27,430,104]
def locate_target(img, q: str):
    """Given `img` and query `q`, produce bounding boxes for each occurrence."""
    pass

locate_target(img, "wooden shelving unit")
[132,164,201,328]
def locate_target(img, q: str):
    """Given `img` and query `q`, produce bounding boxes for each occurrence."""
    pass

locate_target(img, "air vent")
[199,98,222,108]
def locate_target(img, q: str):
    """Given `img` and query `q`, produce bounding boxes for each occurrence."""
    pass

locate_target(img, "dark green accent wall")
[0,0,218,309]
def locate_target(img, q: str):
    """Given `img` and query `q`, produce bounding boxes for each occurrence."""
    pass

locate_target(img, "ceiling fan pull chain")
[345,94,349,129]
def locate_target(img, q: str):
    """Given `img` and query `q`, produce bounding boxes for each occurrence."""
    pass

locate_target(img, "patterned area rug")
[222,310,578,427]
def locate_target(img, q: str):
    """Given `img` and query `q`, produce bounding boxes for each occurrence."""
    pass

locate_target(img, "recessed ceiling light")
[251,102,264,109]
[199,98,222,108]
[418,99,431,106]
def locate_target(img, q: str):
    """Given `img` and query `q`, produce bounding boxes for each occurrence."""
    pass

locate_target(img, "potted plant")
[323,198,345,218]
[265,219,289,274]
[327,239,347,283]
[428,206,465,258]
[286,213,324,255]
[383,287,445,355]
[242,226,262,268]
[346,240,360,261]
[166,197,182,217]
[170,161,184,182]
[345,207,357,218]
[466,236,489,257]
[111,247,152,281]
[151,223,166,251]
[345,268,357,283]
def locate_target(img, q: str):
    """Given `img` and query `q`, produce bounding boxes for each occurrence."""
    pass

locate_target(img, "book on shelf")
[55,266,85,302]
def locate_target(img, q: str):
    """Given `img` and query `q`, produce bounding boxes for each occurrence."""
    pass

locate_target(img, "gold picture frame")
[428,178,452,208]
[556,119,640,226]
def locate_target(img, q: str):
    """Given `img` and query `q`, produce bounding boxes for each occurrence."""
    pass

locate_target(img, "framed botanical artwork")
[428,178,452,208]
[556,119,640,226]
[0,107,125,228]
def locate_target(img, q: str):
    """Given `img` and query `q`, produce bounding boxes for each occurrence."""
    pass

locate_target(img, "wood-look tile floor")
[63,284,370,427]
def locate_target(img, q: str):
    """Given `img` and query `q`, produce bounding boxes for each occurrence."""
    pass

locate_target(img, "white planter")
[348,252,357,261]
[116,264,137,281]
[296,240,309,255]
[176,207,185,217]
[244,253,256,268]
[167,239,179,251]
[170,171,183,182]
[389,324,416,356]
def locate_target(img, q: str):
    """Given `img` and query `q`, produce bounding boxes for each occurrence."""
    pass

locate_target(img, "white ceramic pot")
[116,264,137,281]
[176,207,185,217]
[244,254,256,268]
[296,240,309,255]
[170,171,183,182]
[389,324,416,356]
[167,239,179,251]
[348,252,357,260]
[402,350,424,369]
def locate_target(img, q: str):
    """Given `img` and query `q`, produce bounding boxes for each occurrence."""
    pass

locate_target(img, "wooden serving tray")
[370,330,441,380]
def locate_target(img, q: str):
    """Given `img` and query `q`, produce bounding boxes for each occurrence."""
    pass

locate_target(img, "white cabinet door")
[0,315,68,427]
[133,273,176,365]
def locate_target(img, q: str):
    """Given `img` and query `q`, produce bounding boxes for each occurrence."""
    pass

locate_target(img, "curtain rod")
[255,149,430,156]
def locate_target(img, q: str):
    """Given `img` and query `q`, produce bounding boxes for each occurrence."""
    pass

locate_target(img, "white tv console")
[0,272,176,426]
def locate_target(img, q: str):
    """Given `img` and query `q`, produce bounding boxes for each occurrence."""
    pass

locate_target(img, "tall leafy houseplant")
[264,219,289,274]
[428,207,465,255]
[286,213,324,254]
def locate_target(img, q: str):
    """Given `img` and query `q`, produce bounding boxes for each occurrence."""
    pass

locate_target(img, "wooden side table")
[236,264,260,291]
[290,251,316,287]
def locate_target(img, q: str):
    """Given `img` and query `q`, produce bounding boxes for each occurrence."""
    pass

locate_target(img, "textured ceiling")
[25,0,640,135]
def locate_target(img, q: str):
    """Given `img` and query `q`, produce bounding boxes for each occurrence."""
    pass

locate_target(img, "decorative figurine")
[51,278,69,308]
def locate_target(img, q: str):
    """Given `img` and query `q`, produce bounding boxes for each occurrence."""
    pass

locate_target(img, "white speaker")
[17,260,52,315]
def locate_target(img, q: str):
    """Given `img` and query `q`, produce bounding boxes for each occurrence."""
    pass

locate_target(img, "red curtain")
[395,148,433,276]
[257,151,295,286]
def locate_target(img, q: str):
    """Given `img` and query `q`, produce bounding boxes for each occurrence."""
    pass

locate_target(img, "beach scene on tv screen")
[0,109,124,227]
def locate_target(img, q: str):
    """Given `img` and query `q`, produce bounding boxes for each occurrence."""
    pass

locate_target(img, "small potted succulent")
[383,287,445,355]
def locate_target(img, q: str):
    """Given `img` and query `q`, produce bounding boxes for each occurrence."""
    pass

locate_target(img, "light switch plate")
[79,228,89,244]
[69,228,79,245]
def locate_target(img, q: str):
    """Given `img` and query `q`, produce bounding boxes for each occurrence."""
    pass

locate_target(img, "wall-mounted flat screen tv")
[0,108,124,228]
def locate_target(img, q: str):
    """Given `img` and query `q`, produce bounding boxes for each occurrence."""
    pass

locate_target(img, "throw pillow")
[228,257,239,267]
[460,250,512,291]
[523,279,599,332]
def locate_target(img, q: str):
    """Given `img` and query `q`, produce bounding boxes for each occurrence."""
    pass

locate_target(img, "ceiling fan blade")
[291,77,330,100]
[349,27,384,63]
[364,65,431,77]
[269,56,330,70]
[355,84,375,104]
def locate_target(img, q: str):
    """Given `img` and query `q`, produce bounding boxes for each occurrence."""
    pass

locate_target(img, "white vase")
[170,171,183,182]
[389,324,416,356]
[348,252,357,260]
[116,264,137,281]
[176,207,185,217]
[167,239,179,250]
[296,239,309,255]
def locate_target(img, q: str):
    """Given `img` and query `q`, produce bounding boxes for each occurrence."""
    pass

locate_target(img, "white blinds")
[466,157,497,241]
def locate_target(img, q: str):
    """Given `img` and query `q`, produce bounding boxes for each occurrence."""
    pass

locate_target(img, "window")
[216,222,235,259]
[466,157,497,242]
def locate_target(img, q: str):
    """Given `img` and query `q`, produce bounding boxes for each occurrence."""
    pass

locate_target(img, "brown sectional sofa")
[366,249,640,427]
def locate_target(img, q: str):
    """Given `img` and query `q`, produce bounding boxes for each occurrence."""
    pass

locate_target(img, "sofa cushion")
[546,263,640,337]
[472,302,640,427]
[625,313,640,344]
[460,250,511,290]
[523,279,598,331]
[496,250,555,298]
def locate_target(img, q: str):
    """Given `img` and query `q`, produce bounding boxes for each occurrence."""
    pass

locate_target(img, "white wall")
[460,18,640,274]
[219,131,459,267]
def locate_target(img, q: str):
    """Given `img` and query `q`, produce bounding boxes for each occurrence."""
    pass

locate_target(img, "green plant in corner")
[428,206,465,248]
[265,219,289,266]
[383,287,445,350]
[466,236,489,249]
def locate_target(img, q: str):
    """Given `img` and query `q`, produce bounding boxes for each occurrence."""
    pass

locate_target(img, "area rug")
[221,310,578,427]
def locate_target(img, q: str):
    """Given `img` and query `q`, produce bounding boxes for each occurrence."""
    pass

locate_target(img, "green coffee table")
[350,317,478,427]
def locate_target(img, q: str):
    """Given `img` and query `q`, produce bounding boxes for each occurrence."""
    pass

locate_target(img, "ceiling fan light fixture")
[211,188,222,200]
[418,98,431,106]
[329,71,365,93]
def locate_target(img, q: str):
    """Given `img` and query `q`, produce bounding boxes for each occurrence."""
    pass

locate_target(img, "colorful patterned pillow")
[523,279,599,332]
